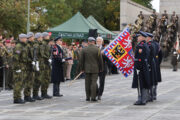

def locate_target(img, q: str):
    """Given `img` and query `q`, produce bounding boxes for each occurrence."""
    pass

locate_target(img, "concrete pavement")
[0,68,180,120]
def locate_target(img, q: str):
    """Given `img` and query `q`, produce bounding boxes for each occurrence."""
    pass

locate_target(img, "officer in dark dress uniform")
[51,36,65,97]
[146,32,157,102]
[153,39,163,100]
[132,31,150,105]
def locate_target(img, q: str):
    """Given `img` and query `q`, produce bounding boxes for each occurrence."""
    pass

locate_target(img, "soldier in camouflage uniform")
[4,40,13,90]
[13,34,28,104]
[41,32,52,99]
[23,32,36,102]
[33,33,44,100]
[0,40,9,88]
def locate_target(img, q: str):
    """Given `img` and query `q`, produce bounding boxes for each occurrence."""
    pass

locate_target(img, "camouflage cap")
[42,32,49,37]
[19,33,28,38]
[27,32,34,38]
[35,32,42,39]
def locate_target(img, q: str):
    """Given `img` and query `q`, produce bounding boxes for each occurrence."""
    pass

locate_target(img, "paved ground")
[0,68,180,120]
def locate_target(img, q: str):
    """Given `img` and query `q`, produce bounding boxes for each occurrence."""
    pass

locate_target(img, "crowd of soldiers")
[0,31,110,104]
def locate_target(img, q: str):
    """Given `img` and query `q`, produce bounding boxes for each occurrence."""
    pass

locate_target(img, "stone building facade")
[160,0,180,14]
[120,0,153,30]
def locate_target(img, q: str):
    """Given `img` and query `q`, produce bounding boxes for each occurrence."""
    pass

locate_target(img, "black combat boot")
[91,98,98,102]
[24,96,35,102]
[42,94,52,99]
[14,99,26,104]
[33,95,44,100]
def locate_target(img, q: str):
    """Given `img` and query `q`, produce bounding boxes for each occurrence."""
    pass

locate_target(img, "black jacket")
[132,40,151,89]
[51,44,65,84]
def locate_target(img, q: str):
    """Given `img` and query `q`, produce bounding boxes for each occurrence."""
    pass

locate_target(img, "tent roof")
[47,12,104,34]
[87,16,116,36]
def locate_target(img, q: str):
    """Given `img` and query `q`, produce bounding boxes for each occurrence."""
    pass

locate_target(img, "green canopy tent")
[87,15,117,39]
[47,12,109,39]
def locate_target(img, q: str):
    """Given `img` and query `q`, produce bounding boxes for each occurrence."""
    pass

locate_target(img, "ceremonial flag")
[104,28,134,77]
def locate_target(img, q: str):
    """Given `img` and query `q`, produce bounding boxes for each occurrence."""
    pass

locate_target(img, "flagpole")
[68,72,83,86]
[27,0,30,33]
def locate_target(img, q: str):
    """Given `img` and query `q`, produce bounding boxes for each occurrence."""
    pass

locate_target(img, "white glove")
[62,59,65,62]
[48,59,52,63]
[16,70,21,73]
[36,61,40,71]
[32,61,36,66]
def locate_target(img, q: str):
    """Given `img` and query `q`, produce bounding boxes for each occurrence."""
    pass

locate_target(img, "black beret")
[136,31,148,37]
[54,36,62,42]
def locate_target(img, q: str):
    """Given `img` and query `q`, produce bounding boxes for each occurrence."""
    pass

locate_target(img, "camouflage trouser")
[41,69,50,95]
[13,71,23,100]
[33,71,42,96]
[24,70,34,97]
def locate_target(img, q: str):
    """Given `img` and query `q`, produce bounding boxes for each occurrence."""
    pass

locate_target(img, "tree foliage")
[80,0,120,31]
[30,0,72,32]
[0,0,27,37]
[0,0,152,37]
[132,0,153,9]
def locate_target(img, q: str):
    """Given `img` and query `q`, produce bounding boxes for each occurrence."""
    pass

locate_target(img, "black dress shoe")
[153,97,157,100]
[53,94,63,97]
[42,94,52,99]
[98,96,101,100]
[134,101,146,105]
[134,100,141,105]
[24,97,36,102]
[91,99,98,102]
[86,98,90,101]
[147,98,153,102]
[33,96,44,100]
[14,99,26,104]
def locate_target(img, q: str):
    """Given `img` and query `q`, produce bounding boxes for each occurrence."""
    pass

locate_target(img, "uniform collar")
[57,44,62,48]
